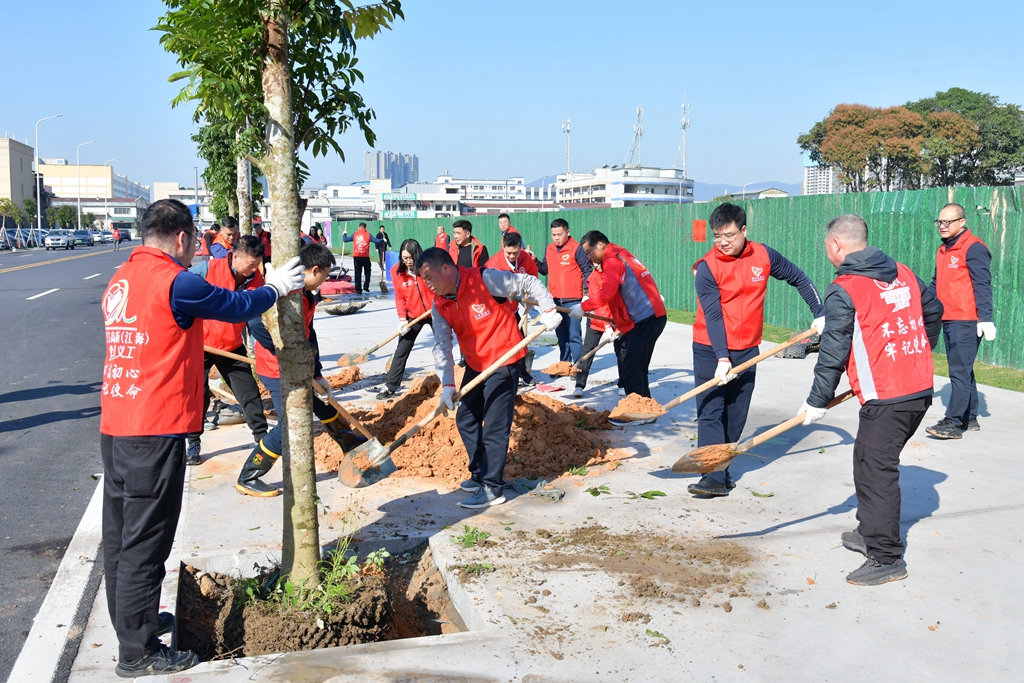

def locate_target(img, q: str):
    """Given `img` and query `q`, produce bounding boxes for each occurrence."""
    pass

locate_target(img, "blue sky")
[2,1,1021,192]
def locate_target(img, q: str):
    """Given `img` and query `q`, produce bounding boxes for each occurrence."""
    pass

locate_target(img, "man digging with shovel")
[417,247,562,508]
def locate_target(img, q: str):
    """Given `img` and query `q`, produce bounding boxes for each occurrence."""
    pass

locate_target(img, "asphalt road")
[0,243,132,680]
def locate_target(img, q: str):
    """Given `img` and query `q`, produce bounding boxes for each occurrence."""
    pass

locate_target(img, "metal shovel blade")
[608,416,659,427]
[337,438,396,488]
[336,351,368,368]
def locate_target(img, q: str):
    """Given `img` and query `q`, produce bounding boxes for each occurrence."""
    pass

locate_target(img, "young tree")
[157,0,402,586]
[0,198,18,235]
[44,206,59,230]
[55,205,78,229]
[21,198,37,228]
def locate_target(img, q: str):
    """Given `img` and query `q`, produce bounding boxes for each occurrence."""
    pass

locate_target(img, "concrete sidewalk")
[64,283,1023,682]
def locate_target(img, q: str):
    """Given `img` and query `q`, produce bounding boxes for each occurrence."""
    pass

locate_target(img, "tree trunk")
[260,2,320,587]
[237,128,253,235]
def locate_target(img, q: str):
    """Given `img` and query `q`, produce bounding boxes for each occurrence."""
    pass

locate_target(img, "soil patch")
[542,361,578,377]
[325,367,361,390]
[609,393,664,419]
[679,443,738,473]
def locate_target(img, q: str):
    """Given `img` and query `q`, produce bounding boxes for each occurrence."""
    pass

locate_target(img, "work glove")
[568,303,585,319]
[813,316,826,335]
[440,385,458,412]
[265,256,304,299]
[714,360,736,384]
[799,401,828,426]
[977,322,997,342]
[312,378,332,405]
[540,307,562,331]
[600,328,617,345]
[398,321,411,337]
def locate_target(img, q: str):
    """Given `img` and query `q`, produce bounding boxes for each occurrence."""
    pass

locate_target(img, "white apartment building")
[41,160,150,201]
[364,150,419,188]
[802,152,844,195]
[555,166,694,208]
[152,181,210,204]
[423,174,527,201]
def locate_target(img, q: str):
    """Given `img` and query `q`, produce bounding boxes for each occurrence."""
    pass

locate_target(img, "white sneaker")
[617,387,626,397]
[572,386,584,398]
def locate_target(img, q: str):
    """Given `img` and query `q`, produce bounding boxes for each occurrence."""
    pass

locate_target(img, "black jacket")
[807,246,943,408]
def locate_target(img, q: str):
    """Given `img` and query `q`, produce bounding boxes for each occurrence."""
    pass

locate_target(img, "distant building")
[40,161,150,201]
[802,153,844,195]
[424,174,529,202]
[364,150,419,188]
[50,196,149,232]
[0,137,36,206]
[555,166,694,208]
[731,187,789,201]
[152,181,210,204]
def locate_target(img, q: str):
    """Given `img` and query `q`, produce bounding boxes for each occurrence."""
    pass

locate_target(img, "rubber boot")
[321,413,368,453]
[235,442,281,497]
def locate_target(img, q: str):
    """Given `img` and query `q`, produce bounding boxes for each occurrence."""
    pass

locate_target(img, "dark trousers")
[101,435,185,662]
[853,396,931,564]
[259,374,339,457]
[574,326,604,389]
[188,347,267,446]
[942,321,980,426]
[614,315,666,398]
[353,256,372,293]
[384,319,432,392]
[456,363,519,492]
[693,343,760,484]
[553,297,583,363]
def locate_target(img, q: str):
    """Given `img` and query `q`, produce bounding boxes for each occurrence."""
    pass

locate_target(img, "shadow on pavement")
[0,381,101,404]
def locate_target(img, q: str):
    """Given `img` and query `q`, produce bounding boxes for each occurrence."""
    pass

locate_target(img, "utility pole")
[194,166,199,226]
[34,114,62,242]
[678,98,691,204]
[103,157,120,231]
[625,105,644,167]
[561,119,571,175]
[77,140,96,230]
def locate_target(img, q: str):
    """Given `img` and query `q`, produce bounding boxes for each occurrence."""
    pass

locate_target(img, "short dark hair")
[551,218,569,231]
[580,230,609,249]
[709,203,746,232]
[415,246,454,275]
[235,234,265,258]
[942,202,966,219]
[139,199,195,242]
[221,216,239,230]
[300,242,335,270]
[210,222,221,233]
[452,219,473,234]
[502,231,523,248]
[498,213,510,221]
[358,222,367,229]
[397,238,422,275]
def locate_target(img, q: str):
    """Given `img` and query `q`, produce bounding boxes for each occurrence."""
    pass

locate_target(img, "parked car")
[4,227,43,248]
[45,230,75,250]
[91,230,105,244]
[101,231,113,243]
[71,230,93,246]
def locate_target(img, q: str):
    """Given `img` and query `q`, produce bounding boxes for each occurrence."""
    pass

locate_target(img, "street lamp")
[34,114,62,242]
[102,157,119,231]
[77,140,96,230]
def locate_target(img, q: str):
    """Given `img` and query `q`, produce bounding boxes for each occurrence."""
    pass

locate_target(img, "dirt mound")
[673,443,737,473]
[542,361,578,377]
[326,367,361,390]
[609,393,664,419]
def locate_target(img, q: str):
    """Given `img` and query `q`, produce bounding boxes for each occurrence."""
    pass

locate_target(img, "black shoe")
[322,416,368,453]
[841,530,867,556]
[457,357,467,368]
[965,418,980,432]
[846,557,907,586]
[155,611,175,637]
[687,476,730,497]
[376,387,396,400]
[185,441,201,466]
[724,471,737,489]
[926,418,962,439]
[115,644,199,678]
[235,444,281,498]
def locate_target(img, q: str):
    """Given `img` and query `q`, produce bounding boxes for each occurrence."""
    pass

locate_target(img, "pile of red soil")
[609,393,664,419]
[326,367,361,390]
[542,361,579,377]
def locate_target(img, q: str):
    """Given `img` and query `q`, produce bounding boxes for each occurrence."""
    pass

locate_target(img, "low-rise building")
[1,138,36,206]
[555,166,694,208]
[41,161,150,202]
[50,196,149,232]
[730,187,789,201]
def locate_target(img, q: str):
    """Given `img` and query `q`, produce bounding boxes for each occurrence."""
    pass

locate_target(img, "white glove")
[568,304,585,319]
[714,360,736,384]
[440,385,457,412]
[265,256,304,299]
[312,379,332,405]
[977,322,996,341]
[539,307,562,331]
[813,316,825,335]
[600,328,615,345]
[800,401,828,426]
[398,321,411,336]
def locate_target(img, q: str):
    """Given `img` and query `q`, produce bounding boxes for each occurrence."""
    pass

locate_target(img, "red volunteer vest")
[202,257,265,351]
[606,243,667,318]
[257,230,272,258]
[693,241,771,350]
[196,230,213,257]
[935,229,985,321]
[352,228,372,257]
[433,267,525,373]
[449,237,485,268]
[585,269,624,333]
[211,233,233,255]
[834,263,934,404]
[100,247,204,436]
[435,233,450,250]
[545,237,583,298]
[112,229,121,241]
[254,293,316,379]
[391,265,434,320]
[485,251,539,277]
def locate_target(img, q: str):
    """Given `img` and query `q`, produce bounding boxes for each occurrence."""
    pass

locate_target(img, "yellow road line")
[0,248,117,275]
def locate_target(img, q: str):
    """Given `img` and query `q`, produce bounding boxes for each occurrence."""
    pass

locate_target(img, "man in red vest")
[253,220,272,263]
[239,242,367,496]
[686,203,826,497]
[498,212,519,238]
[112,227,122,251]
[486,231,547,386]
[195,222,218,261]
[184,235,270,465]
[209,216,239,258]
[342,221,383,294]
[572,264,623,398]
[923,203,995,439]
[99,199,304,677]
[541,218,591,364]
[448,219,488,268]
[435,225,450,251]
[799,214,943,586]
[416,247,561,508]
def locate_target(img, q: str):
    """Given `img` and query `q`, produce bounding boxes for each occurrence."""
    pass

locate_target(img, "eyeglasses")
[934,218,964,228]
[712,230,742,242]
[182,230,201,245]
[401,255,415,264]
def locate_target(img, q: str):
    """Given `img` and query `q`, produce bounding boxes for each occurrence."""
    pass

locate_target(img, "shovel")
[609,327,819,426]
[336,310,432,367]
[202,346,373,439]
[513,298,616,326]
[544,330,619,377]
[671,389,855,474]
[338,323,549,488]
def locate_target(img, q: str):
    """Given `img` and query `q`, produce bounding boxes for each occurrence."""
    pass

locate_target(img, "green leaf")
[197,475,213,480]
[646,628,669,643]
[751,491,775,498]
[249,526,261,530]
[639,490,666,500]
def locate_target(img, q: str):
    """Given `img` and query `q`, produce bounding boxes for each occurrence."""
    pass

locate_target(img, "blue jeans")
[554,297,583,363]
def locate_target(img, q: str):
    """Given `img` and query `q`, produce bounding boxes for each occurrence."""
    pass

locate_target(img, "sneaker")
[841,530,867,556]
[115,644,199,678]
[572,386,584,398]
[155,611,175,637]
[185,441,201,466]
[460,478,481,493]
[687,476,730,497]
[846,557,907,586]
[376,387,396,400]
[617,387,626,397]
[458,486,506,509]
[925,418,962,440]
[965,418,980,432]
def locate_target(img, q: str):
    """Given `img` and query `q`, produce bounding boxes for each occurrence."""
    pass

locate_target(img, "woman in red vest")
[416,247,561,509]
[99,199,304,676]
[377,239,434,400]
[799,214,943,586]
[342,222,383,294]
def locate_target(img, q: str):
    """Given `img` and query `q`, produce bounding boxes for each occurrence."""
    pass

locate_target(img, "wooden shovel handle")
[661,328,818,413]
[734,389,856,454]
[513,298,616,325]
[205,346,254,365]
[570,330,618,371]
[362,309,433,356]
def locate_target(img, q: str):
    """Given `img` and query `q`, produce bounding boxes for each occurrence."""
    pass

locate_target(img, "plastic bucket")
[384,250,399,282]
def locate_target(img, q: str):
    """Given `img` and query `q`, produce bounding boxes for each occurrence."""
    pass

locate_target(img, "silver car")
[45,230,74,250]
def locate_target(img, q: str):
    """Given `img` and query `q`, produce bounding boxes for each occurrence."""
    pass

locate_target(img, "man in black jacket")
[799,214,943,586]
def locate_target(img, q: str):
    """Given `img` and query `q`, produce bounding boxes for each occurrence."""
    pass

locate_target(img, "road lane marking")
[83,273,100,280]
[26,288,60,300]
[0,247,117,275]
